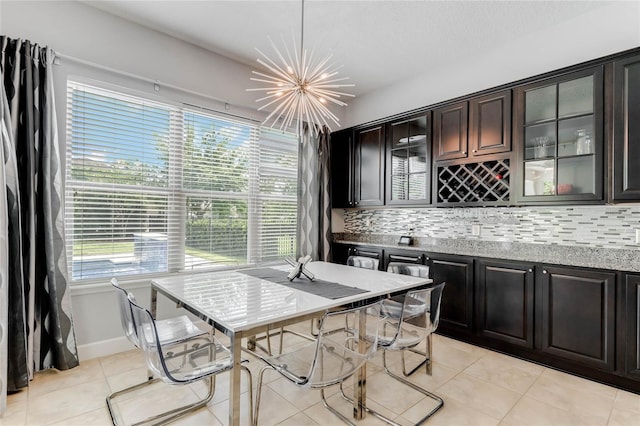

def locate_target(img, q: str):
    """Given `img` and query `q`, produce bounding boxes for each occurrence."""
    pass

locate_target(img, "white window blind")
[65,81,298,282]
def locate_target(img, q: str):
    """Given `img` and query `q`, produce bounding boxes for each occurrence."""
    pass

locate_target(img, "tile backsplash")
[341,205,640,249]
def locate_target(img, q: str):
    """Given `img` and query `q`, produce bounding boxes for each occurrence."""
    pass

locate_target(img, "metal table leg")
[229,333,242,426]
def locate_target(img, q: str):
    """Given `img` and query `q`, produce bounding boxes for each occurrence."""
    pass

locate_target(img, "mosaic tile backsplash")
[342,205,640,250]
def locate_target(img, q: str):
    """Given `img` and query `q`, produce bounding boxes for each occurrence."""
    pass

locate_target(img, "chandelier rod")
[300,0,305,61]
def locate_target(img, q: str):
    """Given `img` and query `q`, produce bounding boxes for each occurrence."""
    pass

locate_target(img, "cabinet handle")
[542,269,548,274]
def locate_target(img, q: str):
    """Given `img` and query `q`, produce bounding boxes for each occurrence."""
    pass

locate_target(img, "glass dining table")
[150,261,432,426]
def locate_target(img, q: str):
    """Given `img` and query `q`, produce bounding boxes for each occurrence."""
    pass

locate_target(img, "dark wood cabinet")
[330,129,353,208]
[537,265,616,371]
[354,125,385,207]
[469,90,512,156]
[613,54,640,201]
[434,101,468,161]
[514,66,605,204]
[385,113,431,205]
[476,259,534,348]
[623,274,640,379]
[330,126,385,208]
[427,253,474,335]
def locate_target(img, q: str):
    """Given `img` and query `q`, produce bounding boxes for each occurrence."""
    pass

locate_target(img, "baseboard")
[77,336,135,361]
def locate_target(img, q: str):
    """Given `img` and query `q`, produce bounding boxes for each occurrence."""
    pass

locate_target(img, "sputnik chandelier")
[247,0,354,134]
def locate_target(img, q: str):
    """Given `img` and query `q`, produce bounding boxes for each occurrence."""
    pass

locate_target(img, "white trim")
[77,336,135,361]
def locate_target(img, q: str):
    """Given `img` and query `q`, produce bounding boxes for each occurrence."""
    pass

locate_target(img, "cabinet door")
[624,274,640,379]
[469,90,512,157]
[330,129,353,208]
[538,266,616,371]
[476,259,534,348]
[514,66,604,203]
[434,101,468,161]
[386,113,431,205]
[613,54,640,201]
[427,253,474,335]
[354,126,385,206]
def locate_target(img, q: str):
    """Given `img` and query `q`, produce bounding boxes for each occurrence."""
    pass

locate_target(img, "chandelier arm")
[307,54,333,80]
[267,36,295,74]
[307,95,341,124]
[300,96,319,132]
[255,55,296,84]
[260,90,298,115]
[250,70,294,83]
[263,91,298,124]
[310,87,355,99]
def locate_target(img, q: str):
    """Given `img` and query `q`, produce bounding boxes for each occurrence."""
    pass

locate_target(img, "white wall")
[343,1,640,127]
[1,0,274,360]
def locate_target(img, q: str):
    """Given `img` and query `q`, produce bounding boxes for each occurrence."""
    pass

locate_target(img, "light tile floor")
[2,327,639,426]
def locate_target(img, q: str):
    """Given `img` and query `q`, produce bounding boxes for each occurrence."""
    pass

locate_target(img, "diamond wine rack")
[437,159,511,204]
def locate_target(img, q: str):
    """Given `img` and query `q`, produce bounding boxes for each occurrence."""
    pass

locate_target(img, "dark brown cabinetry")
[469,90,512,156]
[427,253,474,335]
[434,101,468,161]
[353,125,385,207]
[623,274,640,379]
[476,259,534,348]
[613,54,640,201]
[385,113,431,205]
[514,67,605,203]
[330,129,353,208]
[330,126,385,208]
[434,90,512,162]
[537,265,616,371]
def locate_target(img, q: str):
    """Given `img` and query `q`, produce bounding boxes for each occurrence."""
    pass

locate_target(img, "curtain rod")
[52,50,261,123]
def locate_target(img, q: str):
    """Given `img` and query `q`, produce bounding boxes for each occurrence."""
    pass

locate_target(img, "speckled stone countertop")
[333,233,640,273]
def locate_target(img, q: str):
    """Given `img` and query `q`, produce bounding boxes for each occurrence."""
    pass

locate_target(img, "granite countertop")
[333,233,640,273]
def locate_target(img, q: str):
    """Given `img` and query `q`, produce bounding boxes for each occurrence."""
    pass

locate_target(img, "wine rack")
[437,159,511,204]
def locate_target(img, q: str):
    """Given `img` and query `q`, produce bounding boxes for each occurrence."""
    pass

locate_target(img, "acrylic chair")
[107,278,214,425]
[253,301,383,426]
[385,262,434,375]
[374,283,447,425]
[128,294,254,425]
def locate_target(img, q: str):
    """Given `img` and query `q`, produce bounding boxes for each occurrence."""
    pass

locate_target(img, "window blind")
[65,81,298,282]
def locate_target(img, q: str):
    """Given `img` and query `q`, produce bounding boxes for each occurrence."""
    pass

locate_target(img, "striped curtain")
[1,36,78,393]
[296,124,332,261]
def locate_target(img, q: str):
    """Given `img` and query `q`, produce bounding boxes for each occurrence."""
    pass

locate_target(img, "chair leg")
[383,350,444,425]
[106,377,162,425]
[109,365,253,426]
[253,365,273,426]
[334,382,401,426]
[399,334,433,377]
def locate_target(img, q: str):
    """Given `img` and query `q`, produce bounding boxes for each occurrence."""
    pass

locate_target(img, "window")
[65,82,298,282]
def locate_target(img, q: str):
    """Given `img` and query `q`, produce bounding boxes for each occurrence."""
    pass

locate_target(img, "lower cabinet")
[537,266,616,371]
[329,246,639,390]
[475,259,535,348]
[427,253,474,335]
[624,274,640,379]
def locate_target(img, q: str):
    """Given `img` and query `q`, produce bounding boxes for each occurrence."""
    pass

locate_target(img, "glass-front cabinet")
[515,67,604,203]
[385,112,431,205]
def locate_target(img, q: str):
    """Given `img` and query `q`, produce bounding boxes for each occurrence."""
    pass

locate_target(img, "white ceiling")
[82,1,614,98]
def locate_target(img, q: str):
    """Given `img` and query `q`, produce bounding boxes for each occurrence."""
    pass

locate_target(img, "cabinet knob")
[462,151,467,155]
[542,269,548,274]
[472,149,477,153]
[354,201,359,206]
[528,269,533,273]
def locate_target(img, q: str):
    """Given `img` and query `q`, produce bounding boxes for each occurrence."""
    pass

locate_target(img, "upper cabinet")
[613,53,640,201]
[385,112,431,205]
[434,90,512,161]
[514,66,604,203]
[330,125,385,208]
[434,101,468,161]
[469,90,512,156]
